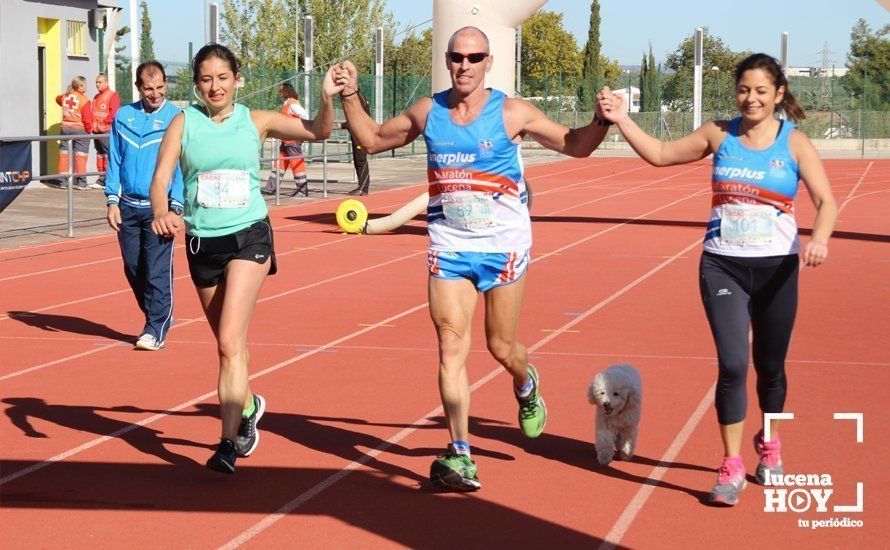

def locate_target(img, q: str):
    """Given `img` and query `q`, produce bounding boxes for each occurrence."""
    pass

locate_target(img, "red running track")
[1,157,887,548]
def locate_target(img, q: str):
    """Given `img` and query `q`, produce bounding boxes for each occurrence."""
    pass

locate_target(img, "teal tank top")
[179,103,268,237]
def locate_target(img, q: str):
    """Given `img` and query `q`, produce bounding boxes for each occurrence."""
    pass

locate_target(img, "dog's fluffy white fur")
[587,364,642,466]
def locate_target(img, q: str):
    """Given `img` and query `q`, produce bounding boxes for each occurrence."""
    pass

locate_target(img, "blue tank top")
[704,117,801,257]
[423,88,530,252]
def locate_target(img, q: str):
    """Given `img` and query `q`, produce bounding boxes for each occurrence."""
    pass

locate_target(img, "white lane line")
[598,382,716,550]
[220,237,703,549]
[0,204,381,282]
[0,212,404,319]
[838,161,874,215]
[6,336,887,367]
[0,303,427,487]
[1,178,707,488]
[0,180,429,257]
[0,251,422,383]
[0,157,616,261]
[1,167,706,379]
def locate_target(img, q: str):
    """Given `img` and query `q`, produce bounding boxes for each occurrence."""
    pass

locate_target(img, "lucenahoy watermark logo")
[761,413,864,530]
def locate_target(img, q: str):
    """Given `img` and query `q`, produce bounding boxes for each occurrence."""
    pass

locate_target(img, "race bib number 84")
[721,204,775,246]
[197,170,250,208]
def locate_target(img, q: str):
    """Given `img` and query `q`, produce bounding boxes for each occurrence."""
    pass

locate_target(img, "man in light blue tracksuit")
[105,61,183,351]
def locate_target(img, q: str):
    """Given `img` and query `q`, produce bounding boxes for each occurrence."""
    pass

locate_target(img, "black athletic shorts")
[185,217,277,288]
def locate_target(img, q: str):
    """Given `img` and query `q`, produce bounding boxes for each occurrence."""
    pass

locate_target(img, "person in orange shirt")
[262,83,309,196]
[55,76,94,189]
[91,74,120,189]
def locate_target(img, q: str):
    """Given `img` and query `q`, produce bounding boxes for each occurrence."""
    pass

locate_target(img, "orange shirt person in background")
[55,76,94,189]
[262,84,309,196]
[91,74,120,188]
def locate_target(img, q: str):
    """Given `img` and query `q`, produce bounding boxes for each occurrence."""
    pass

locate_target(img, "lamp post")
[626,69,632,113]
[711,66,720,115]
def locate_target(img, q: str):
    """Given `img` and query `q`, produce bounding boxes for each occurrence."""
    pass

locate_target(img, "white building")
[0,0,122,176]
[786,66,849,78]
[612,86,641,113]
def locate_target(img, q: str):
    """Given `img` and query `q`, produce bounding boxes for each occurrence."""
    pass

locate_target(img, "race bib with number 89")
[442,194,495,229]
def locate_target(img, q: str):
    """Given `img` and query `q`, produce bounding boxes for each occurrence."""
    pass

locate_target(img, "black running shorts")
[185,218,277,288]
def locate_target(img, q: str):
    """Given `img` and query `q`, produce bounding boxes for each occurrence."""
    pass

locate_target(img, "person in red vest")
[55,76,94,189]
[91,74,120,189]
[262,83,309,196]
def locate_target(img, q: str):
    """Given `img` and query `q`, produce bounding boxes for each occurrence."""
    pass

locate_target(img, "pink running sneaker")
[754,430,783,485]
[709,456,747,506]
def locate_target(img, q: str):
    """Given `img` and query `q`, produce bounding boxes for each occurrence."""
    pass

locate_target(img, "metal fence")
[1,131,354,237]
[518,109,890,159]
[106,51,888,156]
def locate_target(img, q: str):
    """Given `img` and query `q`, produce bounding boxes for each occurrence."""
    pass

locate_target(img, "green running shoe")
[516,364,547,438]
[430,445,482,491]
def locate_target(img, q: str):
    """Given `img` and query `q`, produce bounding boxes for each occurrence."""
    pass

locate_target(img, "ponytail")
[778,88,805,124]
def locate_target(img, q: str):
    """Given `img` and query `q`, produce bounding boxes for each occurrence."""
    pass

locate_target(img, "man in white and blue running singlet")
[337,26,613,491]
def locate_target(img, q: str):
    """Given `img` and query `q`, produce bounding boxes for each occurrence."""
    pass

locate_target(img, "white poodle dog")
[587,364,642,466]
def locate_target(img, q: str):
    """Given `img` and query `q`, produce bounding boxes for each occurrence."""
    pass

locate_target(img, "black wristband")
[594,116,614,127]
[341,89,359,98]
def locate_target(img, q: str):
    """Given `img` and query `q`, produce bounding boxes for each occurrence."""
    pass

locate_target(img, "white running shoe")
[135,333,165,351]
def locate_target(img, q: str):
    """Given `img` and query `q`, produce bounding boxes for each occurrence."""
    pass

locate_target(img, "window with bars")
[66,20,88,57]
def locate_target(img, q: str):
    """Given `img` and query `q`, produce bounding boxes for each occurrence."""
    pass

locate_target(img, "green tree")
[662,28,750,112]
[386,28,433,113]
[221,0,393,73]
[168,67,194,103]
[520,11,581,97]
[390,27,432,80]
[113,26,132,103]
[139,1,155,63]
[601,55,621,88]
[113,26,130,72]
[578,0,604,111]
[842,19,890,110]
[639,44,660,112]
[639,51,649,111]
[221,0,298,71]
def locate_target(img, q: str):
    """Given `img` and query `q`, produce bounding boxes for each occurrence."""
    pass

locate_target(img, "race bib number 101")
[721,204,775,246]
[197,170,250,208]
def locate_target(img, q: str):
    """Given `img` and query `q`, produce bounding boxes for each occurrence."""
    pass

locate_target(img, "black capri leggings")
[699,251,799,425]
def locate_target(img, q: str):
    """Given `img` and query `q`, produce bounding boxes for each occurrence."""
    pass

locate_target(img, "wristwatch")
[170,206,183,216]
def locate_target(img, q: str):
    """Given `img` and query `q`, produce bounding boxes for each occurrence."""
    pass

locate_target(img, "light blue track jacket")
[105,99,184,210]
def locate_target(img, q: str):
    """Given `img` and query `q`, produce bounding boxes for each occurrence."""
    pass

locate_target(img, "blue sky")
[134,0,888,68]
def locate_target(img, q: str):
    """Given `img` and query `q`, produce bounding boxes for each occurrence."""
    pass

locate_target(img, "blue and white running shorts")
[427,249,530,292]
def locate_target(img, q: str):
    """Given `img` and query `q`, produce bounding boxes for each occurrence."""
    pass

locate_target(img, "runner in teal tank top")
[178,102,267,237]
[148,43,344,474]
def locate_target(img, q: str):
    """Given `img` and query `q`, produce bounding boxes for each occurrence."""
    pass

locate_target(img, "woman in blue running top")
[597,53,837,506]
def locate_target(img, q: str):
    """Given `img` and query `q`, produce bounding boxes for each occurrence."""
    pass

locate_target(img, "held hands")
[151,211,183,238]
[334,61,359,98]
[802,238,829,268]
[596,87,628,125]
[322,65,346,99]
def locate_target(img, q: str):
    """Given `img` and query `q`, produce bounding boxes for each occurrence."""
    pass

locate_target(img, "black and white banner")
[0,141,32,214]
